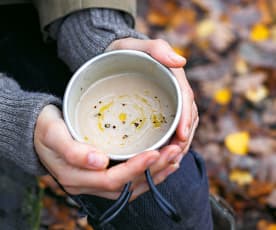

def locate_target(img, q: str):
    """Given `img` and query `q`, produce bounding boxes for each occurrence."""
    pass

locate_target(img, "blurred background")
[39,0,276,229]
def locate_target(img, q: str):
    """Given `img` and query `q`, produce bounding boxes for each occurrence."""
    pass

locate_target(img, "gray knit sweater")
[0,8,145,175]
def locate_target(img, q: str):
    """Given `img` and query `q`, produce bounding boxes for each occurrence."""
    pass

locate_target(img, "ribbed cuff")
[0,75,62,175]
[50,8,147,72]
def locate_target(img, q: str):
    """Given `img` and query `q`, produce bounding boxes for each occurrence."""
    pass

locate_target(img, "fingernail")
[168,52,186,63]
[88,152,106,168]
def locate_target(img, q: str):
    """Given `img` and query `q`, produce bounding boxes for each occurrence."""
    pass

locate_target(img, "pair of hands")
[34,38,199,201]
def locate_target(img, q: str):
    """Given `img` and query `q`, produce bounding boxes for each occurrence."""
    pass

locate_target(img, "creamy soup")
[75,73,176,155]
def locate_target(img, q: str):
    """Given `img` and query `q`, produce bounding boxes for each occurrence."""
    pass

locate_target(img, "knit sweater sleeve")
[48,8,147,72]
[0,74,61,175]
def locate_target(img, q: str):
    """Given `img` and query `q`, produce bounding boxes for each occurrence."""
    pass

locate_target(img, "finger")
[130,145,181,186]
[183,116,199,154]
[171,115,199,165]
[65,186,122,200]
[107,38,186,68]
[57,151,160,191]
[42,117,109,170]
[171,68,195,142]
[150,145,181,175]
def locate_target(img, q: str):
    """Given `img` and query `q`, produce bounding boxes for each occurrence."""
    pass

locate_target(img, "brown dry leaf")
[266,189,276,208]
[258,219,274,230]
[49,220,76,230]
[239,42,276,68]
[230,6,261,29]
[209,21,236,52]
[262,99,276,127]
[247,181,274,198]
[232,72,267,94]
[197,143,224,165]
[257,155,276,184]
[147,9,169,26]
[249,136,276,156]
[169,8,196,28]
[256,0,273,25]
[39,175,66,196]
[187,57,234,81]
[147,0,177,26]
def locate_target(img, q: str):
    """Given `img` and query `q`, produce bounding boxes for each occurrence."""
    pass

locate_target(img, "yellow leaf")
[235,58,248,75]
[268,225,276,230]
[229,169,253,186]
[213,88,232,105]
[196,19,215,39]
[147,10,168,26]
[172,47,186,57]
[225,131,250,155]
[250,24,270,42]
[245,85,268,103]
[271,25,276,42]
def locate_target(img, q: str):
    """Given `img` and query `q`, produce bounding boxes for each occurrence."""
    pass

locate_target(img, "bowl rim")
[63,50,183,161]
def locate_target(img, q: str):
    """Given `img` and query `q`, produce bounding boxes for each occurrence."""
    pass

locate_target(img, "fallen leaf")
[257,155,276,183]
[257,0,273,25]
[235,57,249,75]
[232,72,267,94]
[196,19,215,39]
[239,42,276,68]
[250,24,270,42]
[229,169,253,186]
[213,88,232,105]
[225,131,250,155]
[247,181,274,198]
[266,189,276,208]
[230,6,261,29]
[249,136,276,156]
[245,85,269,104]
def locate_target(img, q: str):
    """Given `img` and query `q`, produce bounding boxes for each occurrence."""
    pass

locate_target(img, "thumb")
[37,105,109,170]
[106,38,186,68]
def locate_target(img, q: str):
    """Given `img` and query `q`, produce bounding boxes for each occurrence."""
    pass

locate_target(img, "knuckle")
[105,180,121,192]
[43,120,59,140]
[150,39,168,51]
[63,146,78,165]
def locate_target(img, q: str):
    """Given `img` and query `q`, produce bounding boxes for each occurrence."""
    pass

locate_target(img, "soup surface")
[75,73,176,155]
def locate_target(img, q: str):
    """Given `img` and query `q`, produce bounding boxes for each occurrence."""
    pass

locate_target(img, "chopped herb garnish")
[104,124,111,128]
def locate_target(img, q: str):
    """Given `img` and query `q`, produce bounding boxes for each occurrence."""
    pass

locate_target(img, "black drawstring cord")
[51,168,180,229]
[98,182,132,226]
[145,169,181,222]
[52,176,132,228]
